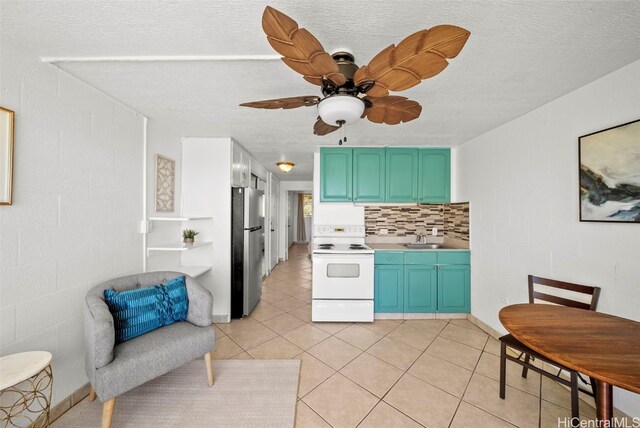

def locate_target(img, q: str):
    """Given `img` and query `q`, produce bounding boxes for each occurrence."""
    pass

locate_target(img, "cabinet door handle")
[387,257,392,261]
[375,266,378,270]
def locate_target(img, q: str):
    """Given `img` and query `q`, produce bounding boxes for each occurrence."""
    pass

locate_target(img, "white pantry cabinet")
[231,139,251,188]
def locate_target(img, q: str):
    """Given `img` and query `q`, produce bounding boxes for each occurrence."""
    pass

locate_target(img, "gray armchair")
[84,271,216,428]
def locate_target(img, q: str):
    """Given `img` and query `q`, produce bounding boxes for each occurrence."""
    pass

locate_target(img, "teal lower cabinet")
[404,265,438,313]
[374,250,470,314]
[437,265,471,313]
[374,265,404,313]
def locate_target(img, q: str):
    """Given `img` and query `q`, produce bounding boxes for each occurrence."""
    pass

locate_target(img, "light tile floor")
[214,244,603,428]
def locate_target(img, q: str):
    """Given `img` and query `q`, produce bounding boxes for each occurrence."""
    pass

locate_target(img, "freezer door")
[244,188,264,229]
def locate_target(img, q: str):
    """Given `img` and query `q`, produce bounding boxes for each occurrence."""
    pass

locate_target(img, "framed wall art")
[579,118,640,223]
[0,106,15,205]
[155,154,176,213]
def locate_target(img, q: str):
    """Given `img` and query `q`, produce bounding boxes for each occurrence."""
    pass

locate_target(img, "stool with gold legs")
[0,351,53,428]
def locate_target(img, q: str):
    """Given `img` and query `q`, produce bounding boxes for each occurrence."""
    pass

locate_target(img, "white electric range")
[311,225,374,322]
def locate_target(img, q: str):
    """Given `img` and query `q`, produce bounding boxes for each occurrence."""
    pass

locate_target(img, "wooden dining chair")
[499,275,601,422]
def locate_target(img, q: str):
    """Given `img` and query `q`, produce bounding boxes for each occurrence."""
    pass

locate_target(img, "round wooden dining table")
[499,304,640,423]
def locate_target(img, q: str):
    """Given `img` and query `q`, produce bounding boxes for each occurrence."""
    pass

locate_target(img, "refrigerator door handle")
[245,226,262,232]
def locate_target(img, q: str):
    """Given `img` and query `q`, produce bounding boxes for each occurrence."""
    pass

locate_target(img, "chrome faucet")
[416,234,427,244]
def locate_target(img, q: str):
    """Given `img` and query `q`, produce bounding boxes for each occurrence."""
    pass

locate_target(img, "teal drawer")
[404,252,438,265]
[438,251,470,265]
[375,251,404,265]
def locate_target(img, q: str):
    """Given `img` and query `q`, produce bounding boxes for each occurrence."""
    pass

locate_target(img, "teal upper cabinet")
[320,148,352,201]
[418,148,451,203]
[386,148,418,202]
[320,147,450,203]
[353,148,385,202]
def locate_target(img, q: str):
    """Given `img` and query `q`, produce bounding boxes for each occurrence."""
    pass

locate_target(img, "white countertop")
[368,243,469,251]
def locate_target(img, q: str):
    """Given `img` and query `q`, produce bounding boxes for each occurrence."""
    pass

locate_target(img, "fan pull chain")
[337,121,347,146]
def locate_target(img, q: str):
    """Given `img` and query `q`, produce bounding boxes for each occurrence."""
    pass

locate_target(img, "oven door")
[312,253,374,299]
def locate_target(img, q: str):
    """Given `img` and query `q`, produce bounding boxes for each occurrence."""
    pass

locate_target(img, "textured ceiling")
[3,0,640,180]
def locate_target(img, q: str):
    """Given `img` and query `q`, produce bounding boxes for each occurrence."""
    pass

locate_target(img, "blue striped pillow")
[104,276,189,344]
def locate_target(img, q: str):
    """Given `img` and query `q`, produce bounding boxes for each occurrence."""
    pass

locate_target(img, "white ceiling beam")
[41,55,282,63]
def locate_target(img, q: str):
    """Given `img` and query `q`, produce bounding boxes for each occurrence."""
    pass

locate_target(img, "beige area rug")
[53,360,301,428]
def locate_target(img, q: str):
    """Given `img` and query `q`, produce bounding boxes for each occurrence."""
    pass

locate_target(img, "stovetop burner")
[349,244,366,249]
[318,244,334,249]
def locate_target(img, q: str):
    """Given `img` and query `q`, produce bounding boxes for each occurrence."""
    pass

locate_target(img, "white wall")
[181,137,232,321]
[457,59,640,416]
[0,39,144,406]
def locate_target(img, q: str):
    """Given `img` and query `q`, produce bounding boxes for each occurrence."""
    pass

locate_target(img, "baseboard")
[436,313,468,319]
[375,313,468,320]
[47,382,90,424]
[211,314,229,324]
[374,313,404,320]
[466,313,503,339]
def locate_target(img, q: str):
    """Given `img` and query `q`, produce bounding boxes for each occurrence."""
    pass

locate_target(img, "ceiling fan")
[240,6,470,139]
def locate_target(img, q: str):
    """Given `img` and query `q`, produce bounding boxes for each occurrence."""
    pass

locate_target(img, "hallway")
[213,244,599,427]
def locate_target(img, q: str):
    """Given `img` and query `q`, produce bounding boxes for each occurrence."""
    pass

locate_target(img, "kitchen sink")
[404,243,448,249]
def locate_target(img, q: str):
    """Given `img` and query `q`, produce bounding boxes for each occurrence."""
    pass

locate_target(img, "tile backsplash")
[444,203,470,242]
[365,205,445,237]
[364,202,469,241]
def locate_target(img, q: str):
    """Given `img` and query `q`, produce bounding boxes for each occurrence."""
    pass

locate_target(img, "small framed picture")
[155,154,176,213]
[0,106,15,205]
[579,118,640,223]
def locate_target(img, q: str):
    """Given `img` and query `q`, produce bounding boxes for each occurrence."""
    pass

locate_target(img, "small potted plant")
[182,229,199,246]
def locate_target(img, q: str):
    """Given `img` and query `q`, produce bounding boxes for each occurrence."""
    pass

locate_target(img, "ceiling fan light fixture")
[276,161,295,173]
[317,95,365,126]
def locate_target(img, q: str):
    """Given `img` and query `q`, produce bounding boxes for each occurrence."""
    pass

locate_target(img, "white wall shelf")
[161,265,212,278]
[147,241,212,254]
[144,215,214,279]
[148,216,212,222]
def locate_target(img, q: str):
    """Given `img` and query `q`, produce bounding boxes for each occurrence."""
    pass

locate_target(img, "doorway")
[279,182,313,262]
[285,191,313,259]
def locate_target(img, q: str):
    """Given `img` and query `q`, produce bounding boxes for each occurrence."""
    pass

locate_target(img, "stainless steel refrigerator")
[231,187,264,318]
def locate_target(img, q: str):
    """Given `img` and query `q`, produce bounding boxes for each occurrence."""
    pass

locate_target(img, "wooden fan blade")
[240,95,320,110]
[355,25,470,97]
[314,117,340,136]
[262,6,346,87]
[363,96,422,125]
